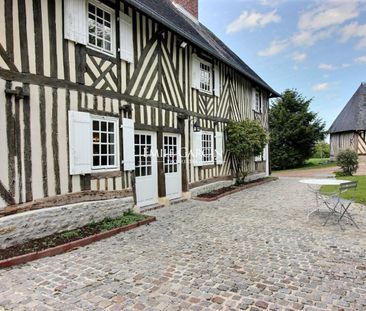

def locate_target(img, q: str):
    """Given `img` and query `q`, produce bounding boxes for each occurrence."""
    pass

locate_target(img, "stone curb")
[0,216,156,269]
[193,178,278,202]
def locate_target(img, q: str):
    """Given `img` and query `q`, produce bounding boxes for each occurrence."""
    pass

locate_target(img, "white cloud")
[291,51,307,62]
[354,55,366,63]
[260,0,284,8]
[318,63,337,70]
[340,22,366,48]
[292,28,335,47]
[257,39,288,57]
[298,0,358,32]
[226,10,281,33]
[312,82,330,92]
[341,63,351,68]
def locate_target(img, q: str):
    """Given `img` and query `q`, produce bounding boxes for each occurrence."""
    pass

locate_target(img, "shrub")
[336,149,358,176]
[226,120,267,184]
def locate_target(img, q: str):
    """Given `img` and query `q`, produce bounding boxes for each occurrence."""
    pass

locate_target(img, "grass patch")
[320,175,366,206]
[273,158,337,173]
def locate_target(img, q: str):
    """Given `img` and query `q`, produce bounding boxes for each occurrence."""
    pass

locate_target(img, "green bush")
[336,149,358,176]
[226,119,267,184]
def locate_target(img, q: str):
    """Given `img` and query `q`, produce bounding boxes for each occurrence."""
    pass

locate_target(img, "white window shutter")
[120,12,134,63]
[68,111,92,175]
[64,0,87,45]
[214,65,221,97]
[191,54,200,90]
[192,131,202,166]
[122,118,135,170]
[215,131,223,165]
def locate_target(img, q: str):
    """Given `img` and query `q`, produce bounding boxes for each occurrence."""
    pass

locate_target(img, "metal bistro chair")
[323,181,359,229]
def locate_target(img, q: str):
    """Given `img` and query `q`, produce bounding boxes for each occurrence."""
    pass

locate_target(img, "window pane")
[141,167,146,176]
[147,135,151,144]
[93,144,100,155]
[135,167,140,177]
[101,144,107,154]
[108,122,114,132]
[88,3,95,14]
[93,156,100,166]
[101,121,107,131]
[101,133,107,143]
[101,156,107,165]
[89,34,96,45]
[108,134,114,143]
[109,156,115,166]
[97,8,103,18]
[97,38,103,48]
[93,132,99,143]
[135,135,139,144]
[108,145,115,155]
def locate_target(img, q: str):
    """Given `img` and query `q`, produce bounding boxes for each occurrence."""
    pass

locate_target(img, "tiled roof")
[125,0,280,97]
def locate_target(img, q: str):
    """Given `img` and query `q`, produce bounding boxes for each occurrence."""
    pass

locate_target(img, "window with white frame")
[88,1,114,55]
[254,90,262,113]
[201,132,214,164]
[92,118,118,170]
[200,63,212,93]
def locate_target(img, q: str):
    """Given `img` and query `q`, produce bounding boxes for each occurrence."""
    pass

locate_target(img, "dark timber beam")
[0,68,230,124]
[0,181,15,205]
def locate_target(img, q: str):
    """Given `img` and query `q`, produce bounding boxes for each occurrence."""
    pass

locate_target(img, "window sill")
[87,44,116,58]
[91,167,120,173]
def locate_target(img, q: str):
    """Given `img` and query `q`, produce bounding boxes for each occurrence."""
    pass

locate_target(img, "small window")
[200,63,212,93]
[201,132,214,164]
[88,1,114,55]
[92,118,118,170]
[254,90,262,113]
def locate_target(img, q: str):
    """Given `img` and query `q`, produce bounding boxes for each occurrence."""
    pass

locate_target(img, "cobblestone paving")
[0,178,366,311]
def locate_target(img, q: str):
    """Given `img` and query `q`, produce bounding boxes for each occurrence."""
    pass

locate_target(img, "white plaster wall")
[0,197,133,249]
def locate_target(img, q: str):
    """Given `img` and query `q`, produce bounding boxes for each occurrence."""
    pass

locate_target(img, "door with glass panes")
[163,133,182,199]
[134,131,158,207]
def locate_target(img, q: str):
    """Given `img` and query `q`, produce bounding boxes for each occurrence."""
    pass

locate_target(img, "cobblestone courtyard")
[0,178,366,311]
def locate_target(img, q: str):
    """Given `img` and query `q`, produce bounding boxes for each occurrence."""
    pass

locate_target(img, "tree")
[312,141,330,159]
[269,89,325,170]
[226,119,267,184]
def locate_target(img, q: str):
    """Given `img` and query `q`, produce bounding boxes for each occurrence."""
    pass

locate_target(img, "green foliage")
[269,89,326,170]
[320,176,366,205]
[336,149,358,176]
[312,141,330,158]
[226,119,267,183]
[61,230,81,240]
[97,211,146,232]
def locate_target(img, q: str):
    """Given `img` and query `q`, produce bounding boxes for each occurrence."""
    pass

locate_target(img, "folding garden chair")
[323,181,359,229]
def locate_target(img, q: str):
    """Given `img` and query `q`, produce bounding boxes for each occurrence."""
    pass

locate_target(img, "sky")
[199,0,366,130]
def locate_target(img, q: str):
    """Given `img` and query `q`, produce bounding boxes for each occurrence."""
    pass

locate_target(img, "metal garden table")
[299,178,350,221]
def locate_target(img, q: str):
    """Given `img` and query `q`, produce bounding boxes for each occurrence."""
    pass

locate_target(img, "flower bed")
[194,177,278,201]
[0,211,156,268]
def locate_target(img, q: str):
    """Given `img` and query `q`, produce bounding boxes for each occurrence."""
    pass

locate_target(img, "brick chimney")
[174,0,198,19]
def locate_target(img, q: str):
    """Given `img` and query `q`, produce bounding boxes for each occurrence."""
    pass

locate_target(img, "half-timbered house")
[0,0,278,233]
[329,82,366,158]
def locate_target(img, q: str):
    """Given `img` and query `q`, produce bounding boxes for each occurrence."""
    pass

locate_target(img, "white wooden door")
[135,131,158,207]
[163,133,182,200]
